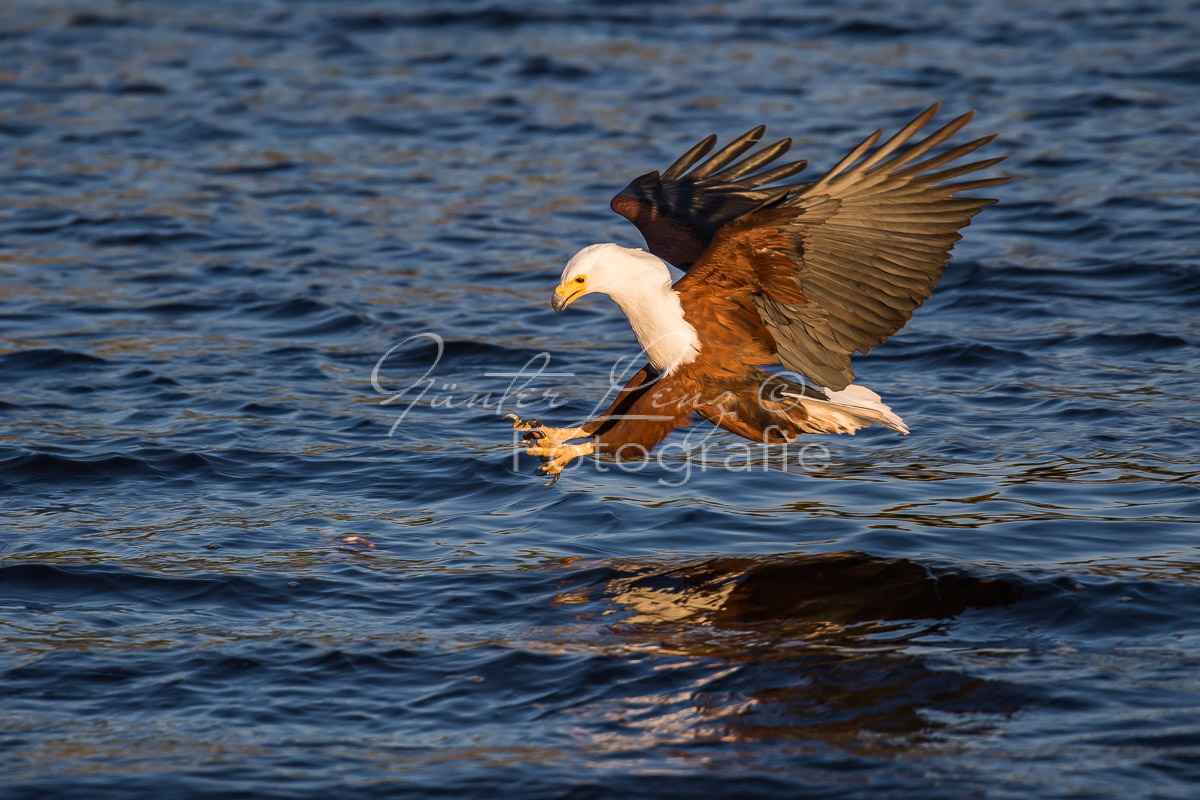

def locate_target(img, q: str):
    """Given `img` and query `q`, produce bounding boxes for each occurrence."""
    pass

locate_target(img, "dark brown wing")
[611,126,809,271]
[682,104,1009,392]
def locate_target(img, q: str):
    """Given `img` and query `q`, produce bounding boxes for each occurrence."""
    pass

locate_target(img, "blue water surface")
[2,1,1199,798]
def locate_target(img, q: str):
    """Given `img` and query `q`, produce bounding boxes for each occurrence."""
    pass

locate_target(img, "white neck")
[608,278,701,374]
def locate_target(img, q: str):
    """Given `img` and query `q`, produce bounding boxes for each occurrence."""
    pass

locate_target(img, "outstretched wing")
[611,126,809,271]
[683,104,1009,392]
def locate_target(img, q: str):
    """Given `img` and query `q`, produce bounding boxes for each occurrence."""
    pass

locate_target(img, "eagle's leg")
[503,365,675,484]
[505,414,590,447]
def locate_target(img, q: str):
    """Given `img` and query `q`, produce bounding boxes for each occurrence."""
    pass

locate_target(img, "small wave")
[111,82,168,95]
[206,161,298,176]
[93,231,209,247]
[1049,331,1192,357]
[0,121,37,137]
[146,115,242,142]
[139,301,222,315]
[59,128,142,143]
[832,20,919,37]
[0,563,341,615]
[897,340,1039,371]
[240,298,373,339]
[313,33,372,59]
[375,336,543,369]
[0,348,109,373]
[330,9,527,32]
[346,115,423,136]
[0,450,217,488]
[517,57,591,80]
[251,298,335,320]
[69,12,142,28]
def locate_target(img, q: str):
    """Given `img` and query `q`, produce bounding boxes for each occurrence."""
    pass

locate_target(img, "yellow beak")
[552,279,586,313]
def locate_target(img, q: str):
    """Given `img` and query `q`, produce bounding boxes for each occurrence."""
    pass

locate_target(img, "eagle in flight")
[507,104,1007,482]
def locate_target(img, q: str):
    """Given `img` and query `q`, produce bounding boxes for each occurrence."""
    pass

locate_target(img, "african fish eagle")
[506,104,1008,482]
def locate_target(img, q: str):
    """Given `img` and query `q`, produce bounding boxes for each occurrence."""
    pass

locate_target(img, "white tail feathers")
[784,384,909,435]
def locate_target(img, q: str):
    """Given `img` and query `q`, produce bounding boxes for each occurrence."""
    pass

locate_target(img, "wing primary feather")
[767,179,814,196]
[755,186,793,206]
[937,176,1012,193]
[806,129,883,192]
[910,156,1007,184]
[743,160,810,187]
[661,134,717,182]
[689,125,767,179]
[867,110,976,174]
[710,138,793,181]
[894,135,999,179]
[846,103,942,176]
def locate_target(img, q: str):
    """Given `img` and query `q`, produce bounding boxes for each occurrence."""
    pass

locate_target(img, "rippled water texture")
[3,1,1199,798]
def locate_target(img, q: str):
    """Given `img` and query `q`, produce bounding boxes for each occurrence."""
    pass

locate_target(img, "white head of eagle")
[552,243,701,374]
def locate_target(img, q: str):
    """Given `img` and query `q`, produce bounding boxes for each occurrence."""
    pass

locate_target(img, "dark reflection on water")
[596,551,1021,627]
[566,552,1029,751]
[3,0,1200,797]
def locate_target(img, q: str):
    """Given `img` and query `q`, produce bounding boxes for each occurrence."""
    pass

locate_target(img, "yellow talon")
[533,441,595,484]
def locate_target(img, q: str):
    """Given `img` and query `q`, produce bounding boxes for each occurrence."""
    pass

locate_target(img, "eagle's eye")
[574,276,585,283]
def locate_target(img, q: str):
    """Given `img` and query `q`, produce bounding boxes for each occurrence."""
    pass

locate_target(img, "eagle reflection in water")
[554,551,1027,753]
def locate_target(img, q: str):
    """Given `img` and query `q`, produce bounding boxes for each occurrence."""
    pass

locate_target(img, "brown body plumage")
[509,104,1008,481]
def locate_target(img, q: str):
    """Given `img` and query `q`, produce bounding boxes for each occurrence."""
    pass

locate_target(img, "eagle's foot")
[505,414,589,447]
[527,441,595,485]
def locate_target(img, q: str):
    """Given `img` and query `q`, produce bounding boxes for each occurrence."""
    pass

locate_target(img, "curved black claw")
[523,429,546,442]
[541,471,560,487]
[504,413,542,430]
